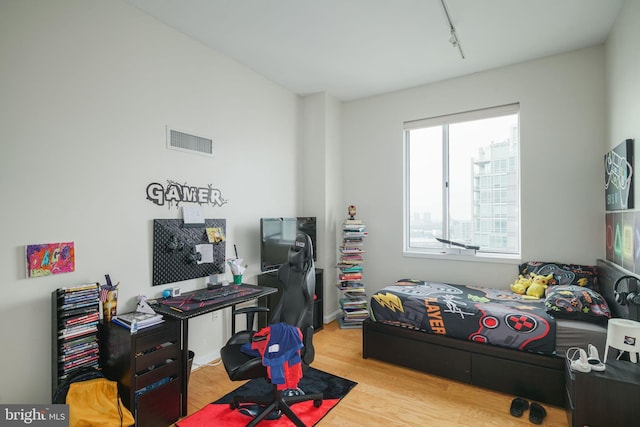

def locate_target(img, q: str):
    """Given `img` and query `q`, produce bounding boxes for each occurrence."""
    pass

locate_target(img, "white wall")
[606,0,640,162]
[299,93,343,320]
[0,0,300,404]
[342,46,607,293]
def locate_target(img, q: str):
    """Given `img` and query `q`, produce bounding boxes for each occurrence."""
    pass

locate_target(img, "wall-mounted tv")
[260,217,317,272]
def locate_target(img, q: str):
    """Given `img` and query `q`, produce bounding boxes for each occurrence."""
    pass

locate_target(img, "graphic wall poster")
[26,242,75,278]
[604,139,634,211]
[605,211,640,274]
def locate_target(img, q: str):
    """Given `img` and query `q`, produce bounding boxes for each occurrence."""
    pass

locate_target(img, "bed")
[362,260,624,407]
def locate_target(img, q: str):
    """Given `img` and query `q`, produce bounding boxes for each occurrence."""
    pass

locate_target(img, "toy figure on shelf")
[348,205,357,220]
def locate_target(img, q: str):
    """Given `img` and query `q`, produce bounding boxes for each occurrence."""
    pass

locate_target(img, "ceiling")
[125,0,624,101]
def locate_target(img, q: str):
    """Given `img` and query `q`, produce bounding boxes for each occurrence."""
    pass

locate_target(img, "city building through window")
[403,104,520,258]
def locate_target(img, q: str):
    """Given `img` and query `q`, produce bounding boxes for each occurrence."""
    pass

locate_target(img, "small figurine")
[348,205,357,220]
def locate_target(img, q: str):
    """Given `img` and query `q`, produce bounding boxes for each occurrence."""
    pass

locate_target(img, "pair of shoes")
[567,345,606,373]
[509,398,546,424]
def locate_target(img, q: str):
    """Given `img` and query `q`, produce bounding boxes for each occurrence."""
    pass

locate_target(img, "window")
[403,104,520,257]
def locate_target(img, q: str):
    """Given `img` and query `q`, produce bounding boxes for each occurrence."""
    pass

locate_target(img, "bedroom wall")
[0,0,301,404]
[606,0,640,205]
[341,46,607,293]
[299,93,343,321]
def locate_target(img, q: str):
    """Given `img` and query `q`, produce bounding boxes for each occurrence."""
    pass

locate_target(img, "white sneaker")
[587,344,606,371]
[567,347,591,373]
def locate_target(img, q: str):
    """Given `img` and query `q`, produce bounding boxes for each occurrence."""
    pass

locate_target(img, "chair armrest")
[233,306,270,316]
[231,306,270,334]
[302,325,315,365]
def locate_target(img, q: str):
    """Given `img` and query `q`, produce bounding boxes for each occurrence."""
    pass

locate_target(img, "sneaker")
[567,347,591,373]
[587,344,606,371]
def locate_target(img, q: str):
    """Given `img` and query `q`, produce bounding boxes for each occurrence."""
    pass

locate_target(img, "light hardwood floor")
[183,321,568,426]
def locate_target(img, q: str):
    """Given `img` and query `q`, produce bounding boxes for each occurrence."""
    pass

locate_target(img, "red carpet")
[176,399,340,427]
[177,368,356,427]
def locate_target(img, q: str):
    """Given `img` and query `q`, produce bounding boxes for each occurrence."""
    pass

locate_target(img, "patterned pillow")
[544,285,611,323]
[519,261,599,291]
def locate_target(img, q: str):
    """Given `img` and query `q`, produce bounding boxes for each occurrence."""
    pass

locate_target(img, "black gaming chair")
[220,233,323,427]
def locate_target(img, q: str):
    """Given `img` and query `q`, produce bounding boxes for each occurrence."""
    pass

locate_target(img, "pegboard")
[152,219,226,286]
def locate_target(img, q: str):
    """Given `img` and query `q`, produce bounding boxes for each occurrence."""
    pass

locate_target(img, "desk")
[151,284,277,416]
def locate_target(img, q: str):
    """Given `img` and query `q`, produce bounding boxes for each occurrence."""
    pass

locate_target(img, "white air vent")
[166,126,214,157]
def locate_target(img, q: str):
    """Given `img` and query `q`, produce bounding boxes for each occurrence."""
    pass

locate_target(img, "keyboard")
[190,287,242,302]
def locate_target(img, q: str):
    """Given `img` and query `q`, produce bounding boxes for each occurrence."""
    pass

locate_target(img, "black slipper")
[529,402,546,424]
[509,397,529,417]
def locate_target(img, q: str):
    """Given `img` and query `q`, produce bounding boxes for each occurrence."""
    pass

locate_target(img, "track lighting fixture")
[440,0,465,59]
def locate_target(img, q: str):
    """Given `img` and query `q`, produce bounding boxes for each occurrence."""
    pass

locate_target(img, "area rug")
[176,368,357,427]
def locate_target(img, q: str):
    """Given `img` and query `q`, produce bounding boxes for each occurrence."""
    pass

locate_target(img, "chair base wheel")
[313,399,322,408]
[230,400,239,410]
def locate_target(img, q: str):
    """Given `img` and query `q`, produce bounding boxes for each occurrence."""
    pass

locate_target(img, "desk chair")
[220,233,323,427]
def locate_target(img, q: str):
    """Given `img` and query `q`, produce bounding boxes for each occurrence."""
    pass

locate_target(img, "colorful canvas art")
[26,242,75,278]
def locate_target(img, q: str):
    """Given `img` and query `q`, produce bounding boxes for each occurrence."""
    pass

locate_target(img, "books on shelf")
[112,311,164,330]
[336,216,369,329]
[53,284,101,385]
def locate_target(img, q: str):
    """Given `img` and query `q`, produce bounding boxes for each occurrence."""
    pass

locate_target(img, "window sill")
[403,249,521,265]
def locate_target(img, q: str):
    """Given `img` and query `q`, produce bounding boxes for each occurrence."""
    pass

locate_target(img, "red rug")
[176,399,340,427]
[177,368,356,427]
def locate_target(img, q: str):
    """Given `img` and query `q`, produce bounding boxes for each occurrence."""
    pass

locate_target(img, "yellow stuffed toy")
[524,273,554,299]
[510,274,532,295]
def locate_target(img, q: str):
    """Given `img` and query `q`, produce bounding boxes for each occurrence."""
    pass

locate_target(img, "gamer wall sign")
[146,180,228,209]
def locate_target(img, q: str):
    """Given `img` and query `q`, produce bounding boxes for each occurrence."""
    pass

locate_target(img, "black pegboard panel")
[152,219,226,286]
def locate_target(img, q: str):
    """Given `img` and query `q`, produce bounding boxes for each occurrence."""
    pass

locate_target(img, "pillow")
[544,285,611,323]
[519,261,599,291]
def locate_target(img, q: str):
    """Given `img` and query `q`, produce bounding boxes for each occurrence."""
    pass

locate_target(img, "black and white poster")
[605,139,634,211]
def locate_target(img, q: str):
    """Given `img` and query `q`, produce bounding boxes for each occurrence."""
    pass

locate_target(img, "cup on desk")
[233,274,243,284]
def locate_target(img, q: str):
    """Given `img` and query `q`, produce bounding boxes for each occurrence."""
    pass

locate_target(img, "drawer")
[136,342,179,372]
[135,360,179,390]
[472,353,565,407]
[136,377,181,427]
[366,329,472,383]
[134,323,178,354]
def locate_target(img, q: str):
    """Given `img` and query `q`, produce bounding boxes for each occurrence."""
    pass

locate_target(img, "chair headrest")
[288,233,314,271]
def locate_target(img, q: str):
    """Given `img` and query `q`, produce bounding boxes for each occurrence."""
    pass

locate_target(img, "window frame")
[402,103,521,263]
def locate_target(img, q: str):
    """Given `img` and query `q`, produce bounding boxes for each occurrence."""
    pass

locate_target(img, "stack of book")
[112,311,164,331]
[55,283,101,379]
[337,218,369,328]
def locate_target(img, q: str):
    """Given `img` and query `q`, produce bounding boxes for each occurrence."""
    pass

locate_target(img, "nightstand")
[565,356,640,426]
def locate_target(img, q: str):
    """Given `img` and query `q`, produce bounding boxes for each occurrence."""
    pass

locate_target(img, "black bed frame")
[362,259,633,407]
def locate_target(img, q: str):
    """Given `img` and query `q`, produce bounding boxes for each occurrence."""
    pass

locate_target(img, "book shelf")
[51,283,101,399]
[336,216,368,328]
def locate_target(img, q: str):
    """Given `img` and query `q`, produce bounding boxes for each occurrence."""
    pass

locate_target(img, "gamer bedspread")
[369,279,556,355]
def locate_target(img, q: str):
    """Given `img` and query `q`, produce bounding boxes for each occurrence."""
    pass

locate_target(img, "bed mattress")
[555,318,607,357]
[369,279,557,355]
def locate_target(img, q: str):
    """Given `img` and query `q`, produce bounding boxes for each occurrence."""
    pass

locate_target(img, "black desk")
[151,284,277,416]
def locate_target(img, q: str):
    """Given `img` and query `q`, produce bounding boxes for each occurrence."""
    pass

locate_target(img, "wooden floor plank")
[181,320,568,426]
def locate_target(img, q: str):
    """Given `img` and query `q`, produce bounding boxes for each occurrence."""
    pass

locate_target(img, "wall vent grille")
[166,127,214,157]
